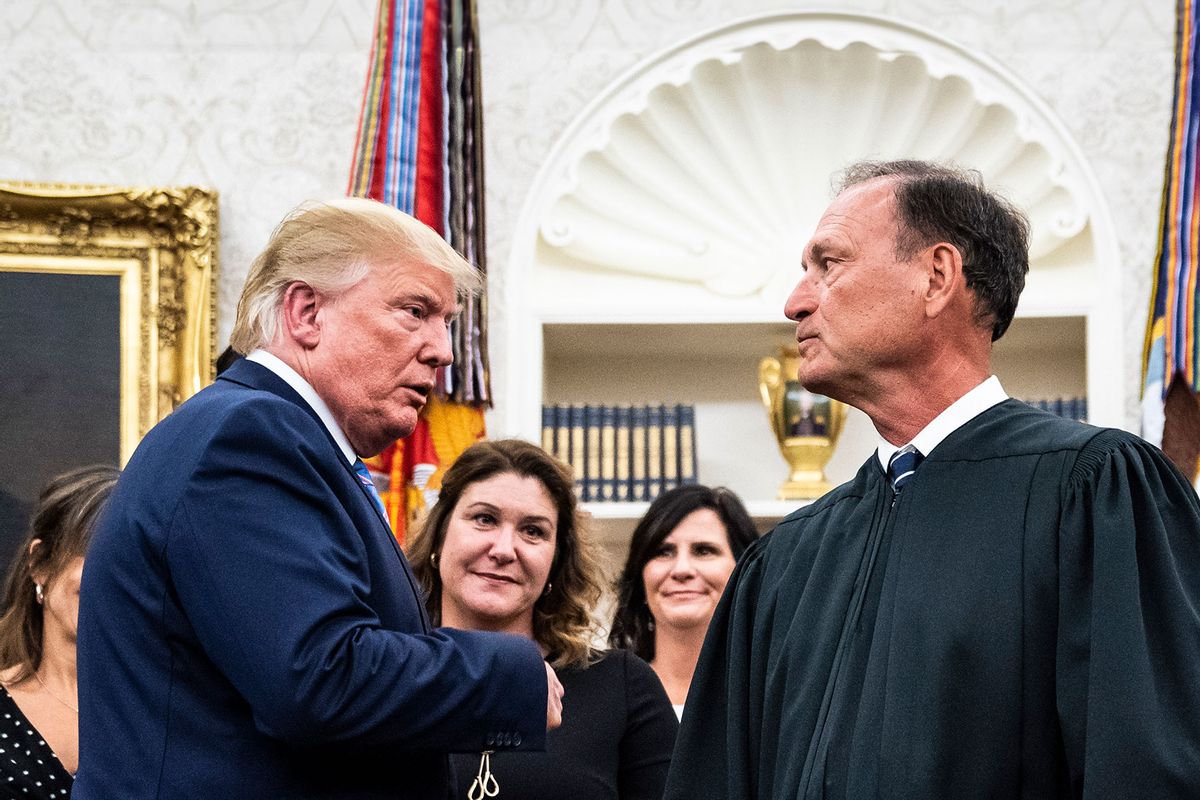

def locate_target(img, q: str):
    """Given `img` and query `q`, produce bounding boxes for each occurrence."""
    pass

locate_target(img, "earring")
[542,582,552,598]
[34,583,43,604]
[430,552,439,569]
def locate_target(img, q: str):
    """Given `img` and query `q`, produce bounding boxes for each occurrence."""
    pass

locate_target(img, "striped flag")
[1143,0,1200,482]
[350,0,490,539]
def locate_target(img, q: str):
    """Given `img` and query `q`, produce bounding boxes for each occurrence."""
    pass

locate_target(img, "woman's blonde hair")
[406,439,605,669]
[229,197,482,353]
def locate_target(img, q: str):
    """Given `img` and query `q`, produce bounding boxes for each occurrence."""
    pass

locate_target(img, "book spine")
[554,405,571,467]
[646,404,662,501]
[630,405,647,502]
[584,404,600,502]
[570,404,587,500]
[541,405,555,455]
[678,403,697,485]
[615,405,631,501]
[661,403,679,492]
[600,405,617,501]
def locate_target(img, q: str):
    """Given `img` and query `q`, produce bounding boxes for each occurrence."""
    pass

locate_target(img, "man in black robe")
[664,161,1200,798]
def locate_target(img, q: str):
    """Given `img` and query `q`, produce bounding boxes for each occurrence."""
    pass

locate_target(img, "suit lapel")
[343,457,431,631]
[220,360,431,630]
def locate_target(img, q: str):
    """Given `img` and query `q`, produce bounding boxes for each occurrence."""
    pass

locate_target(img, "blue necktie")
[887,447,923,495]
[352,458,389,523]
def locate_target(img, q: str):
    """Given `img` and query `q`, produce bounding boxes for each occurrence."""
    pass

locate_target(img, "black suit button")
[513,733,522,746]
[486,734,495,747]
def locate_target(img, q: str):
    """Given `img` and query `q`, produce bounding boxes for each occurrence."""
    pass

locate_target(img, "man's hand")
[545,661,564,730]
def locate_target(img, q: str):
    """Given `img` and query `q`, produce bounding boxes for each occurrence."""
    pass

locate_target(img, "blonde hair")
[406,440,606,669]
[229,198,482,353]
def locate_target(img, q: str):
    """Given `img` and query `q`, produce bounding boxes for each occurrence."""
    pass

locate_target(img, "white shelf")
[582,498,806,520]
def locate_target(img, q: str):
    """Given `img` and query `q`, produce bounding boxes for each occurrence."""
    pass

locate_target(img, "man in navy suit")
[74,199,562,798]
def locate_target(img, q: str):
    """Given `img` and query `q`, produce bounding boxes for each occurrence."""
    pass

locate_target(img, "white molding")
[501,10,1125,438]
[584,499,805,520]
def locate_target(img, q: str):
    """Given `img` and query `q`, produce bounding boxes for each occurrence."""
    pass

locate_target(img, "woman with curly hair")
[408,439,677,800]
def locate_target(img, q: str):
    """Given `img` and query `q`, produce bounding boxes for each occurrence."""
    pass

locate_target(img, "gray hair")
[838,160,1030,341]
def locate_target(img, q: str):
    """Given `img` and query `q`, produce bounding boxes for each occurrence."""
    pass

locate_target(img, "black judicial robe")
[663,400,1200,799]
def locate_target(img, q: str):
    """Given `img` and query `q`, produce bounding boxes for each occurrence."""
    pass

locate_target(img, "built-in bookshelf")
[542,403,699,503]
[535,315,1095,558]
[495,13,1126,564]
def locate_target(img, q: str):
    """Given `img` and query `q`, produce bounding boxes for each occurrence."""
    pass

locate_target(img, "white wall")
[0,1,1174,432]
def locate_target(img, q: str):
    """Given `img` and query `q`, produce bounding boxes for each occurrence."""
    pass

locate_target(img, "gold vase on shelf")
[758,346,847,500]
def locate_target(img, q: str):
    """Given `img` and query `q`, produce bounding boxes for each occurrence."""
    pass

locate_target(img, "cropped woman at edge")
[408,439,678,800]
[0,465,119,798]
[609,484,758,719]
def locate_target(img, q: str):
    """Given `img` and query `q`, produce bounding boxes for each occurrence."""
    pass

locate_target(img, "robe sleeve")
[663,534,770,800]
[1057,429,1200,797]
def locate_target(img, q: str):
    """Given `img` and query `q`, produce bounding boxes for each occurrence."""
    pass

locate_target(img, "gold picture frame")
[0,181,219,464]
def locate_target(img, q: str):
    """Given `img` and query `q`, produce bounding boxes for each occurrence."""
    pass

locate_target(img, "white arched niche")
[499,11,1123,481]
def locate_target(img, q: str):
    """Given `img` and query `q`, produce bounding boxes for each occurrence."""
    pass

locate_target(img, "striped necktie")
[352,458,389,523]
[887,447,923,494]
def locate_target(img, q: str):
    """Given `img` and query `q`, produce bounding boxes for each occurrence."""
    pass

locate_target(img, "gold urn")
[758,346,847,499]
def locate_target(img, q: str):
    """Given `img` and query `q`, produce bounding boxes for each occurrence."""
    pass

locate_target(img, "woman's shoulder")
[560,647,623,679]
[560,648,657,691]
[0,681,16,707]
[0,675,31,713]
[560,649,675,735]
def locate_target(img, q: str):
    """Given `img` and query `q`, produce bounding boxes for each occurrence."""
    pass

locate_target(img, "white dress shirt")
[246,349,358,465]
[875,375,1009,470]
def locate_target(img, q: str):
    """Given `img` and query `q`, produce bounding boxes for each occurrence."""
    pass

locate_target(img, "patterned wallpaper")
[0,0,1175,429]
[0,0,376,347]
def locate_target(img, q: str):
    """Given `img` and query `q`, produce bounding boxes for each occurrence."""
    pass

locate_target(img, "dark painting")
[0,271,121,577]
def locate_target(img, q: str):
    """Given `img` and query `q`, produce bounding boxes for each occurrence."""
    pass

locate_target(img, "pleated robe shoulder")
[664,400,1200,800]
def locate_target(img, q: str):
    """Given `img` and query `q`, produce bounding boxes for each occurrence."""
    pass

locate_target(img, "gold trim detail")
[0,181,219,463]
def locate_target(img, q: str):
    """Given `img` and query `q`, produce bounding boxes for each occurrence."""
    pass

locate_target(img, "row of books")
[542,404,698,502]
[1021,396,1088,421]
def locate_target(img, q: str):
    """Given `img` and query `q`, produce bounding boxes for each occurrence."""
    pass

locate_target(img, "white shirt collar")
[245,349,357,465]
[876,375,1008,470]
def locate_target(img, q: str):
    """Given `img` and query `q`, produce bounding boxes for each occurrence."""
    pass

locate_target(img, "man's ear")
[923,241,964,319]
[280,281,323,348]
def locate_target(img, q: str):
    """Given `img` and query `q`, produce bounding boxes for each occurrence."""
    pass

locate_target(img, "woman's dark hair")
[608,484,757,662]
[406,439,605,669]
[0,464,119,682]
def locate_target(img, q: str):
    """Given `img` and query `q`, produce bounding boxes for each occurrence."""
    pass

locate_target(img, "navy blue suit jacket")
[74,359,546,799]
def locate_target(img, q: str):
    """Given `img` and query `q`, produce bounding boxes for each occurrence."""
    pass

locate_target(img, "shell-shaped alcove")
[530,13,1095,316]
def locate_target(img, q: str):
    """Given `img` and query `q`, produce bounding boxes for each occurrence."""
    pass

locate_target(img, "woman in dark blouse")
[609,485,758,718]
[408,439,677,799]
[0,465,119,799]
